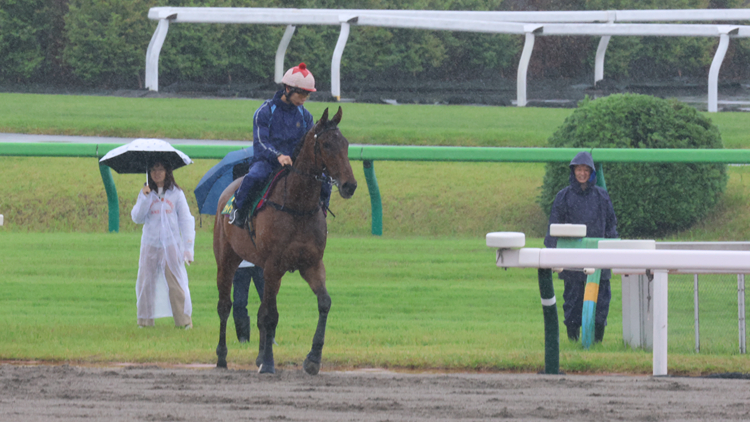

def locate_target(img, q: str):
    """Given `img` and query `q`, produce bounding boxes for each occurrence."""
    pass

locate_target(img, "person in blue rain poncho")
[230,62,332,227]
[544,151,618,343]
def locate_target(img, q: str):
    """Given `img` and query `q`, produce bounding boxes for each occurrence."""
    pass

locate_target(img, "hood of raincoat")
[569,151,597,193]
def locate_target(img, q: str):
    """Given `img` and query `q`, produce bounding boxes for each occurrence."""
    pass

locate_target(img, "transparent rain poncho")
[131,187,195,320]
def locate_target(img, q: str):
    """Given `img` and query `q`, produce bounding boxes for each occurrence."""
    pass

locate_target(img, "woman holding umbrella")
[131,159,196,329]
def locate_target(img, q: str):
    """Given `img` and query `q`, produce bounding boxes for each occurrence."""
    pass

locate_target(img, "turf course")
[0,92,748,147]
[1,93,750,374]
[2,232,748,375]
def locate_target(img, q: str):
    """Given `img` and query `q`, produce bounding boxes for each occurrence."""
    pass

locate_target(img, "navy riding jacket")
[544,151,618,281]
[252,90,314,165]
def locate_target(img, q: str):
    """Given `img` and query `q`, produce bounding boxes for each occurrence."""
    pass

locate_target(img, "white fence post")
[517,26,542,107]
[708,27,738,112]
[652,270,669,376]
[145,19,170,91]
[694,274,700,353]
[739,274,746,354]
[331,20,352,101]
[275,25,297,84]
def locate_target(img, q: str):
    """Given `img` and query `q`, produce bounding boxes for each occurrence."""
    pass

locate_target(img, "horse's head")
[310,107,357,199]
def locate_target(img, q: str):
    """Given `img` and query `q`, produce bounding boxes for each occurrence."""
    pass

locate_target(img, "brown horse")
[213,107,357,375]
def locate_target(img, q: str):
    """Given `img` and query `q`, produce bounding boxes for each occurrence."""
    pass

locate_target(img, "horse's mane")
[291,120,339,162]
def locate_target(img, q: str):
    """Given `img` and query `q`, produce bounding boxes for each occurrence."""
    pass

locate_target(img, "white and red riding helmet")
[281,62,316,92]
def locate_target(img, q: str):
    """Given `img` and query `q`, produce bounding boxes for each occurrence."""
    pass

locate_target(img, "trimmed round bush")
[539,94,727,238]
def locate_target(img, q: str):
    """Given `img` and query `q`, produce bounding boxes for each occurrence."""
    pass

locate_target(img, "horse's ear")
[317,108,329,128]
[332,106,342,125]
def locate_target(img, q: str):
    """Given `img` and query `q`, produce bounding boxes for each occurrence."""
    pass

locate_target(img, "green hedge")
[539,94,728,238]
[3,0,750,88]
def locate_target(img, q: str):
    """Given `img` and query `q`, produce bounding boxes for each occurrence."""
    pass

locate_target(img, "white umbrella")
[99,138,193,174]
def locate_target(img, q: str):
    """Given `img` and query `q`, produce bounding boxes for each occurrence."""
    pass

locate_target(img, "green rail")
[1,142,746,234]
[348,145,750,163]
[5,143,750,163]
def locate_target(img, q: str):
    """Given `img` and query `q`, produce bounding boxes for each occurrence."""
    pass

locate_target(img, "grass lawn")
[1,232,748,375]
[4,156,750,240]
[1,93,750,374]
[1,92,748,148]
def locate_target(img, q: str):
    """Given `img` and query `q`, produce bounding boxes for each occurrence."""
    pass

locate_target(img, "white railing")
[655,242,749,355]
[487,232,750,376]
[146,7,750,111]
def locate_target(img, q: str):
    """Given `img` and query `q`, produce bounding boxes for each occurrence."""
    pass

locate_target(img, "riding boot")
[594,324,605,343]
[567,325,580,341]
[231,178,264,228]
[229,197,247,228]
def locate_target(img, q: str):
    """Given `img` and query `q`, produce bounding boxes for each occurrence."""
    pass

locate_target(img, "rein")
[266,126,337,217]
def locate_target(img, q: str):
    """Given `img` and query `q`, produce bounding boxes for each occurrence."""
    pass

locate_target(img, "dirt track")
[3,364,750,421]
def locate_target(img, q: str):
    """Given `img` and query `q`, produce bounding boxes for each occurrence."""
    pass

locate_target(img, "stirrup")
[229,208,244,228]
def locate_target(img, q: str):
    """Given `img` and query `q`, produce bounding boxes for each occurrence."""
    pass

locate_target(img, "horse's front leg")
[255,303,267,368]
[257,268,282,374]
[300,261,330,376]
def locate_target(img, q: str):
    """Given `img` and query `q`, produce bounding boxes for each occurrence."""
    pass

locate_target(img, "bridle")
[287,125,339,187]
[268,125,339,216]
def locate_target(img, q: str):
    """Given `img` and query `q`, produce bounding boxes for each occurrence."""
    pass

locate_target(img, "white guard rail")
[147,7,750,111]
[487,231,750,376]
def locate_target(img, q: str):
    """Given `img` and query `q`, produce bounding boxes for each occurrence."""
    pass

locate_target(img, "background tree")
[0,0,69,83]
[64,0,154,87]
[2,0,749,90]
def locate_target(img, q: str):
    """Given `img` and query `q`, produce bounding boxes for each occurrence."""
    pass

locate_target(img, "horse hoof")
[258,362,275,374]
[216,346,228,368]
[303,357,320,375]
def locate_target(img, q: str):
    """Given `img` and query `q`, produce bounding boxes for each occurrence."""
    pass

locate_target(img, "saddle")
[221,168,287,220]
[222,167,330,240]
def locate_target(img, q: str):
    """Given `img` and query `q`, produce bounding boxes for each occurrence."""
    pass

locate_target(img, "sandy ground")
[2,364,750,421]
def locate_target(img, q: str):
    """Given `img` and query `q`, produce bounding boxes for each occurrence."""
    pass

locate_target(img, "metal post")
[594,35,611,84]
[558,237,603,350]
[274,25,296,83]
[581,269,602,349]
[362,160,382,236]
[99,164,119,233]
[694,274,700,353]
[145,18,171,92]
[707,26,738,112]
[538,268,559,374]
[331,22,351,101]
[516,31,536,107]
[739,274,746,354]
[594,11,615,85]
[652,270,669,376]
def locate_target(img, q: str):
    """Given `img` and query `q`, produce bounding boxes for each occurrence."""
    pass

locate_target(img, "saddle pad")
[220,168,287,216]
[221,194,235,215]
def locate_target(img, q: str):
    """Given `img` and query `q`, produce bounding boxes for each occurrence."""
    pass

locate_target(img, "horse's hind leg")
[216,265,235,369]
[214,223,242,369]
[255,304,267,368]
[300,261,330,376]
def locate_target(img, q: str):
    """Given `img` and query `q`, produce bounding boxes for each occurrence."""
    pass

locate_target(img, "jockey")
[230,63,332,227]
